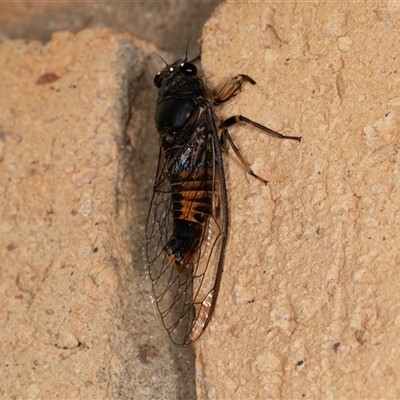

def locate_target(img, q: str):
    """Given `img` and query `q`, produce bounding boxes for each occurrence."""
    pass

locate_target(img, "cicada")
[145,56,301,346]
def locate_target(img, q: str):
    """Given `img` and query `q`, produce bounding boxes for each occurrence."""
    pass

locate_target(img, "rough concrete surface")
[196,2,400,399]
[0,2,223,399]
[1,2,400,400]
[0,1,221,53]
[0,28,196,399]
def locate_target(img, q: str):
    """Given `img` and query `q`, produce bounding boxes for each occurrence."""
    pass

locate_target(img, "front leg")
[214,74,256,105]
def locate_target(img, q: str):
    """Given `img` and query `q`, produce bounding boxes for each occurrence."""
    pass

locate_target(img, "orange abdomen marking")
[165,168,220,271]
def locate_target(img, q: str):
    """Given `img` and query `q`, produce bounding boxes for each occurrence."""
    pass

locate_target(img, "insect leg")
[222,115,302,141]
[220,125,268,185]
[214,75,256,105]
[220,116,301,184]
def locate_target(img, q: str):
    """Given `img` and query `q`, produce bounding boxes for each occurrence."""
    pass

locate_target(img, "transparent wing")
[145,110,227,346]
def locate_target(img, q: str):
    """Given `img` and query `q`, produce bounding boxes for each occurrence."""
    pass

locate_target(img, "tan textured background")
[0,28,198,400]
[197,2,400,399]
[0,3,221,399]
[0,29,152,399]
[1,2,400,400]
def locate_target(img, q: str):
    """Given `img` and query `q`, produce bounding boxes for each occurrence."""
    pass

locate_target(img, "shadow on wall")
[0,1,222,52]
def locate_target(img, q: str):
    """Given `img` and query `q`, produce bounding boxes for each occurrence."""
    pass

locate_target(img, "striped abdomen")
[164,167,219,272]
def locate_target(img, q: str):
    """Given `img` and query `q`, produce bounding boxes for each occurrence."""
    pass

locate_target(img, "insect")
[145,55,301,347]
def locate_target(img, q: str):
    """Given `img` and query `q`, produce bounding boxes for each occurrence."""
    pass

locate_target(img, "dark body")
[145,58,301,346]
[146,60,226,346]
[154,61,224,273]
